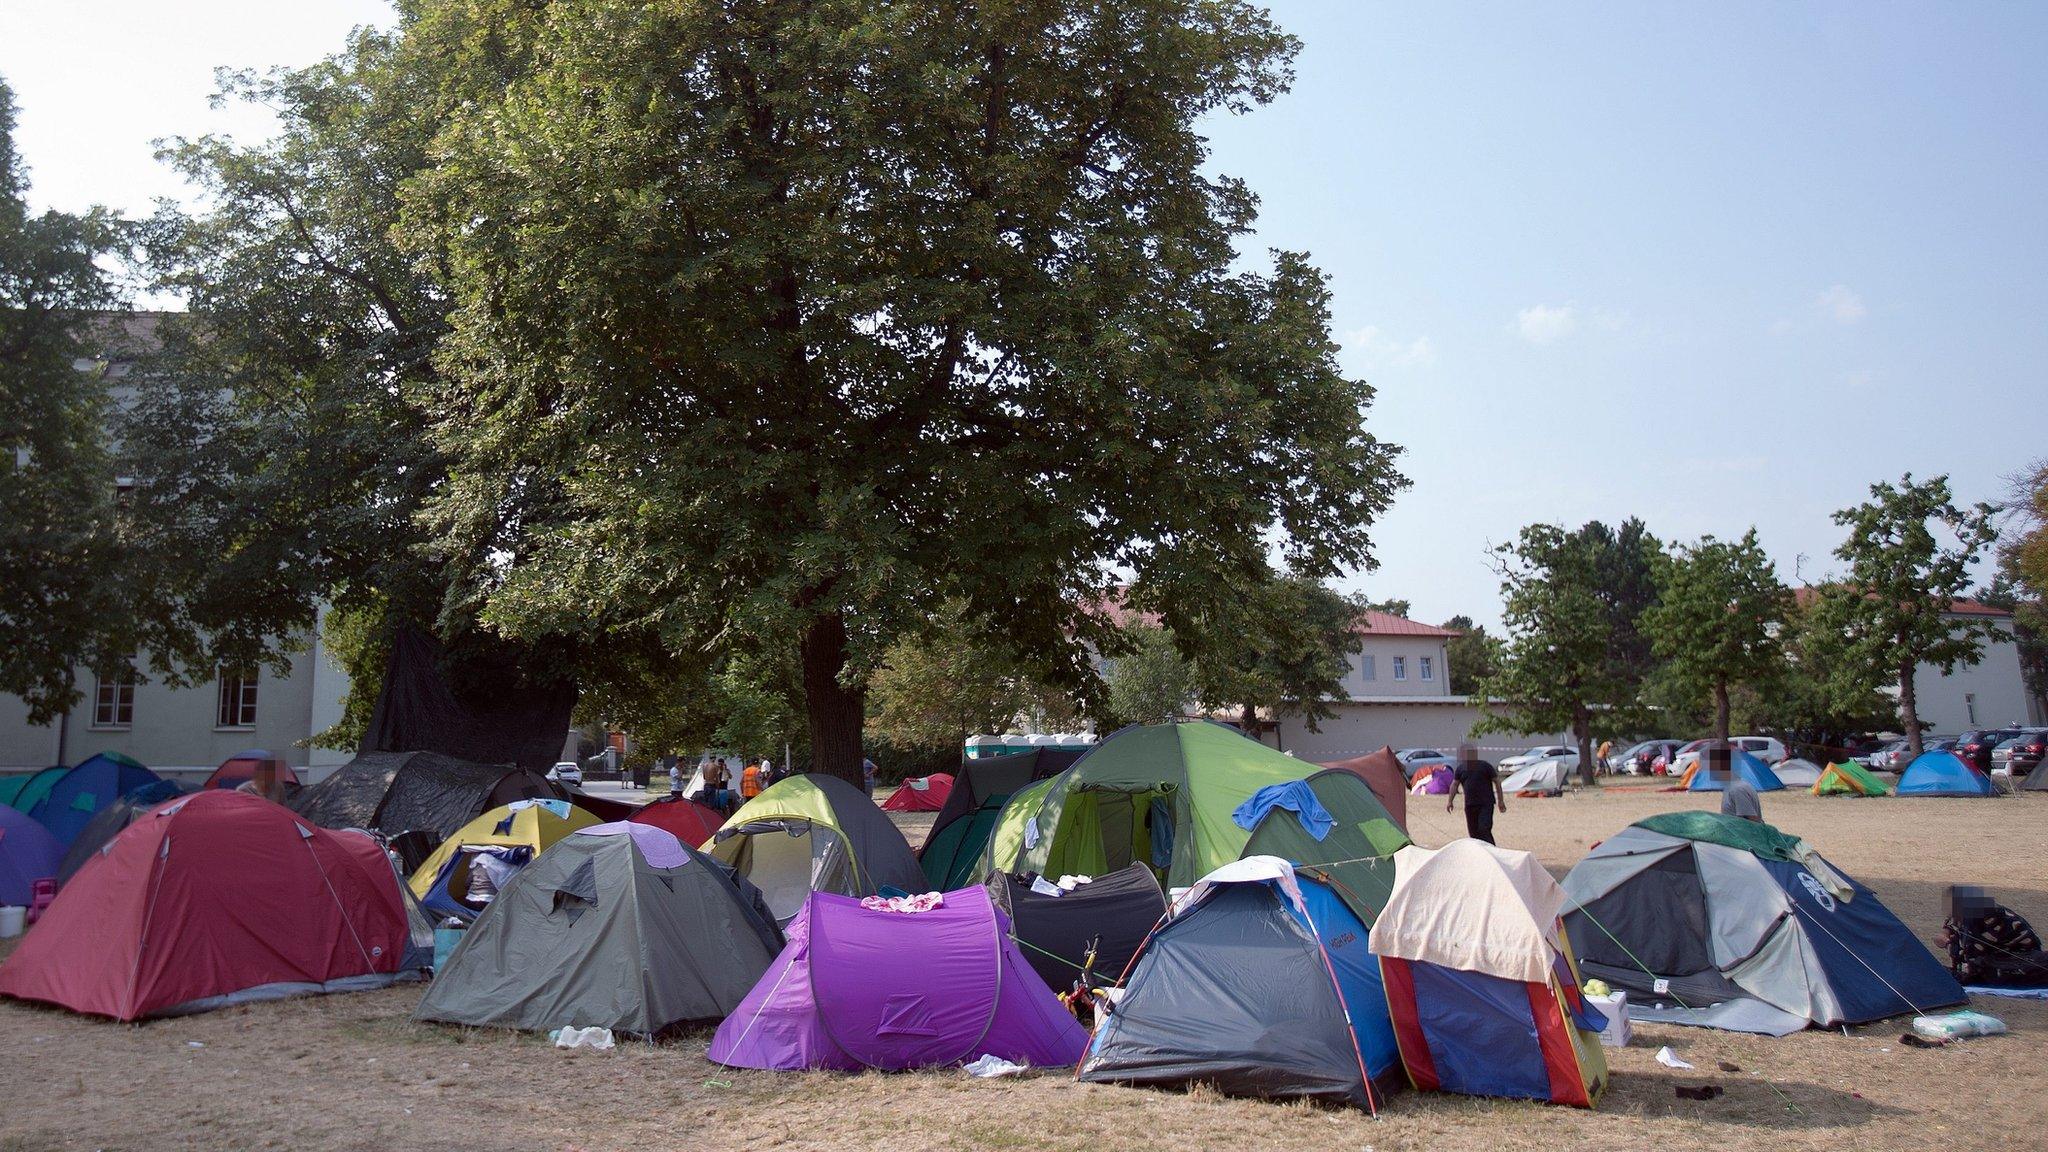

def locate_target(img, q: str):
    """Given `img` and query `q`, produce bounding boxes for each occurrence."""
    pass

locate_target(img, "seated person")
[1936,886,2048,987]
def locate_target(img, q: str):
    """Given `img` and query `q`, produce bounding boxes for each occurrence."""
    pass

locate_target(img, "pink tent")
[709,886,1086,1070]
[881,773,954,812]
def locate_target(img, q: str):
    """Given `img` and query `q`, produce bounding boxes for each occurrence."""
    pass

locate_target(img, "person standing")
[668,759,682,797]
[740,759,763,800]
[1706,745,1762,822]
[1447,749,1505,844]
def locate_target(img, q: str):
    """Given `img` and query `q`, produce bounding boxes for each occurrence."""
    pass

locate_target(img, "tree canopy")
[1441,614,1498,696]
[1643,530,1789,743]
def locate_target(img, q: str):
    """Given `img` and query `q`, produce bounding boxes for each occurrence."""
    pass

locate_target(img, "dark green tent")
[919,748,1083,890]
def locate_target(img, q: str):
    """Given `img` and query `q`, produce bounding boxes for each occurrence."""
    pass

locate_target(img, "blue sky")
[4,2,2040,627]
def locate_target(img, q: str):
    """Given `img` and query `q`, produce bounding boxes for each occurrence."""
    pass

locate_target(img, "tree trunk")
[1898,663,1921,758]
[1713,679,1731,745]
[800,610,869,791]
[1572,706,1596,786]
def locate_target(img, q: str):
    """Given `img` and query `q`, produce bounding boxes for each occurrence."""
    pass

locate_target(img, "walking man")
[1447,744,1506,844]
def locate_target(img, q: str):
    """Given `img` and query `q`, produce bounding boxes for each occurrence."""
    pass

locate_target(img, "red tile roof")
[1355,611,1459,638]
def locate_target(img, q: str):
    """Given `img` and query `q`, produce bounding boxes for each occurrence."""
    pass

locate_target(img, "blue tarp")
[1232,780,1335,841]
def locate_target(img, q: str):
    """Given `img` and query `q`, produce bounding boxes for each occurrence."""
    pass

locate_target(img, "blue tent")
[1686,749,1785,792]
[1897,751,1993,797]
[30,752,163,848]
[0,805,64,905]
[1078,858,1400,1110]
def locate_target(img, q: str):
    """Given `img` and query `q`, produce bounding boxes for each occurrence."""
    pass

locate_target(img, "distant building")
[1901,599,2041,733]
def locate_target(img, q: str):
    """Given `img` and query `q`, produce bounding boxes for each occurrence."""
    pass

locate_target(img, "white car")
[547,760,583,786]
[1729,736,1786,765]
[1500,745,1578,771]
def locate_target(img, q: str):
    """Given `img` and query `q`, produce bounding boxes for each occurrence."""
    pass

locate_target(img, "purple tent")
[1410,765,1454,795]
[708,886,1087,1071]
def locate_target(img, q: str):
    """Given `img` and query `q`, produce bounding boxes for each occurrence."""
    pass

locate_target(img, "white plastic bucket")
[0,905,25,938]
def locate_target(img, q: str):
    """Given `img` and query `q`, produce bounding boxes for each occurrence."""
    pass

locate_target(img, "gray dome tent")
[414,823,782,1035]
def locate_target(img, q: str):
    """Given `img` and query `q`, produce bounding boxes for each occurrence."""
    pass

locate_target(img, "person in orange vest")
[740,759,763,799]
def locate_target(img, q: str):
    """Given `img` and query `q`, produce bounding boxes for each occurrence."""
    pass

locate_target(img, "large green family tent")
[1813,760,1890,797]
[986,721,1352,888]
[1562,812,1964,1035]
[706,774,924,924]
[919,747,1086,891]
[415,823,782,1035]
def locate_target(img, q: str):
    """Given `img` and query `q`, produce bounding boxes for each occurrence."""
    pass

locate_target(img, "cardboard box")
[1586,990,1631,1047]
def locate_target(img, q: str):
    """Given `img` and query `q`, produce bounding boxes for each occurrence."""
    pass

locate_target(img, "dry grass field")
[1,784,2041,1152]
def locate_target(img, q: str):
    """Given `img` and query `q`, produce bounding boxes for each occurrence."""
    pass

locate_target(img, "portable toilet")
[965,735,1002,760]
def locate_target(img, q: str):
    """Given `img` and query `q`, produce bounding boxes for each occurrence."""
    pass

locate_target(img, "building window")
[1965,693,1977,725]
[217,667,259,729]
[1420,656,1434,681]
[1359,655,1376,681]
[93,668,136,729]
[1393,656,1407,681]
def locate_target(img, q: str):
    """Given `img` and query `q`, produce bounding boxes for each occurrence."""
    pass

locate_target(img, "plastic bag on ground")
[1655,1046,1694,1069]
[1912,1011,2006,1040]
[552,1025,616,1051]
[963,1054,1028,1078]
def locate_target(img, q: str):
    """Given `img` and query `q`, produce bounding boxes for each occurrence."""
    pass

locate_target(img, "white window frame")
[92,669,136,730]
[216,667,259,730]
[1393,656,1407,681]
[1420,656,1434,681]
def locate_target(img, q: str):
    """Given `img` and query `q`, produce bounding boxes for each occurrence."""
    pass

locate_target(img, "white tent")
[1772,758,1823,787]
[1501,757,1570,795]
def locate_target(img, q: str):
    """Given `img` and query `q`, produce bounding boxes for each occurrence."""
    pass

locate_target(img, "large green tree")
[1441,614,1499,696]
[1820,473,1998,757]
[1477,520,1663,782]
[396,0,1406,787]
[1643,530,1789,743]
[1102,625,1197,730]
[0,75,130,724]
[1185,577,1368,735]
[866,602,1076,754]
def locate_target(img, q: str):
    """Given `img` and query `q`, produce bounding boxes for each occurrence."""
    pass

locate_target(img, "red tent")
[0,790,415,1020]
[1316,748,1409,835]
[628,796,726,848]
[204,749,302,792]
[881,773,954,812]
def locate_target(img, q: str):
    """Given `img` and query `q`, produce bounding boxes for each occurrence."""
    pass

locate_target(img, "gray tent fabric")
[2023,760,2048,792]
[414,828,782,1035]
[292,751,560,844]
[1077,881,1372,1107]
[360,622,576,771]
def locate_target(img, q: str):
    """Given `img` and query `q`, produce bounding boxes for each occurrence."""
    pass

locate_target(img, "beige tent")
[1370,840,1567,983]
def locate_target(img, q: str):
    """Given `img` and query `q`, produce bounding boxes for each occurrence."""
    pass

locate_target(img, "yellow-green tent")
[704,774,924,923]
[409,799,602,908]
[1812,760,1890,797]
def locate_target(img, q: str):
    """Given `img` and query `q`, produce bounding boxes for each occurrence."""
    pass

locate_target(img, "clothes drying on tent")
[3,766,67,815]
[1501,757,1570,796]
[1771,758,1823,788]
[1897,751,1994,797]
[29,753,163,848]
[0,790,428,1020]
[1238,769,1410,917]
[920,748,1084,891]
[204,750,301,794]
[0,805,63,906]
[1409,765,1453,795]
[709,886,1086,1071]
[409,800,602,922]
[55,778,187,887]
[988,863,1167,991]
[1682,749,1784,792]
[986,721,1332,890]
[290,750,561,843]
[707,774,925,925]
[1078,856,1401,1110]
[1562,812,1965,1035]
[1372,840,1607,1108]
[1315,747,1409,834]
[1813,760,1891,796]
[415,823,782,1035]
[881,773,954,812]
[627,795,726,846]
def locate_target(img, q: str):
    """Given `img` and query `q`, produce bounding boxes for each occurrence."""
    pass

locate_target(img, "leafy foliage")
[1183,576,1367,732]
[1643,530,1789,742]
[1441,614,1498,696]
[866,602,1077,753]
[1102,625,1197,730]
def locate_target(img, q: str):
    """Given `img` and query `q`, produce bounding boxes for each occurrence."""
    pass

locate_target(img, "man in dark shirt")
[1446,748,1506,844]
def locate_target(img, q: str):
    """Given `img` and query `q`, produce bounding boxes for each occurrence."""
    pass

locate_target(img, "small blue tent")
[30,752,162,848]
[1686,749,1785,792]
[0,805,63,905]
[1897,751,1993,797]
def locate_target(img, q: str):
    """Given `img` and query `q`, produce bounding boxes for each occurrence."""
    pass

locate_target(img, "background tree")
[866,602,1075,757]
[1441,614,1499,696]
[1102,626,1198,731]
[397,0,1406,788]
[0,75,130,725]
[1477,520,1663,782]
[1985,460,2048,707]
[1759,592,1901,760]
[1184,577,1367,736]
[1643,530,1789,743]
[1820,473,1998,757]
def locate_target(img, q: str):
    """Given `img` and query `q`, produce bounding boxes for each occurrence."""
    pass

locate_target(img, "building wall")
[1262,699,1566,762]
[1342,636,1453,699]
[1909,620,2035,733]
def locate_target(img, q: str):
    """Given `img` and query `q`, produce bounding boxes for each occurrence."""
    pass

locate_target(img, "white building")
[1904,600,2042,733]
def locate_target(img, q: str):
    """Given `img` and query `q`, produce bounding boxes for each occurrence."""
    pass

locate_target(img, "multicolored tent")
[29,753,163,848]
[0,790,425,1020]
[0,805,63,906]
[709,886,1086,1071]
[881,773,954,812]
[1562,813,1963,1035]
[408,799,602,921]
[1897,750,1993,797]
[985,721,1330,888]
[1079,857,1400,1110]
[1682,748,1784,792]
[1409,765,1453,795]
[920,749,1083,891]
[707,774,925,924]
[1372,840,1607,1108]
[1315,747,1409,835]
[415,823,781,1035]
[1813,760,1890,797]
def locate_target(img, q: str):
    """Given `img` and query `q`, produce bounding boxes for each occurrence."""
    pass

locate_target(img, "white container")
[0,905,24,938]
[1586,990,1631,1047]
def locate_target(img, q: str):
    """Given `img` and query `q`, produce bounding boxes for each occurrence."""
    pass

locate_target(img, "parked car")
[1660,738,1713,777]
[1613,739,1683,775]
[1860,738,1908,771]
[547,760,584,786]
[1729,736,1786,764]
[1955,729,2020,774]
[1500,745,1577,772]
[1395,748,1458,779]
[1991,728,2047,775]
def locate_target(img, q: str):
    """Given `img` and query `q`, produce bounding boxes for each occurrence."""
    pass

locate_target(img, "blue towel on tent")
[1231,781,1334,841]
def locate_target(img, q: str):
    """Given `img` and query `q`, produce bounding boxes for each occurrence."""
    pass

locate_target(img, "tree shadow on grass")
[1601,1067,1910,1131]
